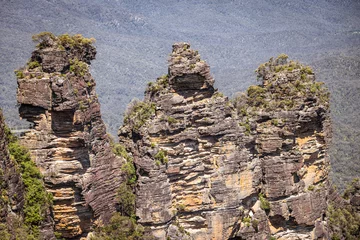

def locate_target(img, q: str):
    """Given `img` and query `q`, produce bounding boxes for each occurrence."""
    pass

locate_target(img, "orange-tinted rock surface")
[119,44,331,239]
[16,34,125,239]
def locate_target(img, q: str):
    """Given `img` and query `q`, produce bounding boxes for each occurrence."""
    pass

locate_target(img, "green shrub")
[27,61,40,70]
[301,66,313,75]
[343,178,359,200]
[167,116,177,124]
[69,58,88,76]
[124,101,156,131]
[271,119,279,126]
[5,127,52,236]
[121,158,136,185]
[242,216,251,227]
[117,183,136,217]
[259,193,270,210]
[247,85,266,98]
[91,213,144,240]
[14,70,25,79]
[327,204,360,240]
[276,53,288,62]
[32,32,56,48]
[146,75,169,94]
[0,224,10,240]
[58,33,95,49]
[154,150,168,164]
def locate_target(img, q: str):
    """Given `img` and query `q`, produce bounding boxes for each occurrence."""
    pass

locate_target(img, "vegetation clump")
[233,54,329,115]
[146,74,169,95]
[259,193,270,210]
[32,32,56,48]
[4,126,52,237]
[27,61,41,70]
[154,149,168,165]
[327,204,360,240]
[90,136,150,240]
[69,58,88,76]
[91,212,145,240]
[32,32,95,50]
[58,33,95,50]
[14,70,25,79]
[124,100,156,131]
[327,179,360,240]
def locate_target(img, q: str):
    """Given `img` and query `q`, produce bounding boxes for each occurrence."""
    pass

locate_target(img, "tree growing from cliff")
[328,179,360,239]
[2,126,52,238]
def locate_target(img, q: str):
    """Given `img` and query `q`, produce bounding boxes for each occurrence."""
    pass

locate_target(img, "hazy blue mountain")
[0,0,359,189]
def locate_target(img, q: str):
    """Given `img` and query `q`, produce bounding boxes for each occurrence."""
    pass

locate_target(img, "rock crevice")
[120,45,331,239]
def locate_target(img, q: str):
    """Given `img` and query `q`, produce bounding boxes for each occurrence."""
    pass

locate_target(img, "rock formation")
[15,33,125,239]
[0,109,25,234]
[119,44,331,239]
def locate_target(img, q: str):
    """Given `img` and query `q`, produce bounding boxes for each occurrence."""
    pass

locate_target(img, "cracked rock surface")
[120,44,331,239]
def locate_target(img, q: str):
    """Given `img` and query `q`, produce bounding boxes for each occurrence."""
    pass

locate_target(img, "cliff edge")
[119,43,331,239]
[15,33,125,239]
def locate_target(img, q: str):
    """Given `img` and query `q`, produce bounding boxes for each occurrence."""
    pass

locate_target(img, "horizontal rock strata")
[16,33,125,239]
[119,44,331,239]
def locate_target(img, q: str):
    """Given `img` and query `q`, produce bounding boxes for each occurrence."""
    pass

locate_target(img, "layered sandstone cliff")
[15,33,125,239]
[0,110,25,233]
[119,43,331,239]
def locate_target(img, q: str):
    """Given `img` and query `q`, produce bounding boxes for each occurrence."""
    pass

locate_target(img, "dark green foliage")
[239,121,251,135]
[327,179,360,239]
[108,135,137,185]
[117,183,135,217]
[0,224,10,240]
[343,178,359,200]
[124,101,156,131]
[327,204,360,240]
[0,217,36,240]
[259,193,270,210]
[69,58,88,76]
[91,213,144,240]
[5,126,52,236]
[245,55,330,112]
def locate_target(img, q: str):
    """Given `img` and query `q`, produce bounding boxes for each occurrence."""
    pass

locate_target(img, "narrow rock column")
[16,33,125,239]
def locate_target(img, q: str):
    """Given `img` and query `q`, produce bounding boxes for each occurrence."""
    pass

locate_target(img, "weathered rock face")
[0,109,25,229]
[16,34,125,239]
[119,44,331,239]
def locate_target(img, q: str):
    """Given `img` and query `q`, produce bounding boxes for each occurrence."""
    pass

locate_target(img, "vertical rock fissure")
[16,33,125,239]
[120,45,331,239]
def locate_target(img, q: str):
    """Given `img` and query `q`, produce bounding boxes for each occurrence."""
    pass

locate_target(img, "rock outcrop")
[16,33,125,239]
[119,44,331,239]
[0,109,26,233]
